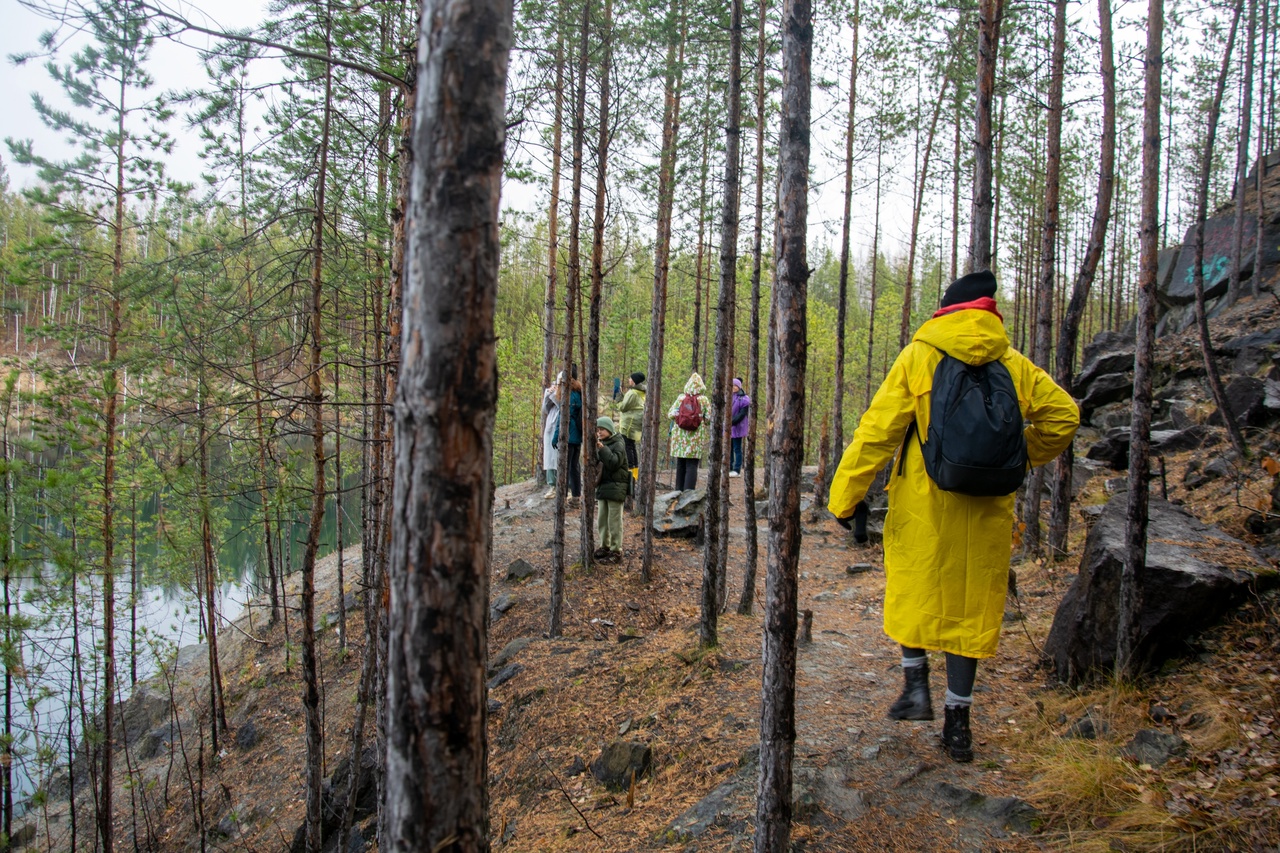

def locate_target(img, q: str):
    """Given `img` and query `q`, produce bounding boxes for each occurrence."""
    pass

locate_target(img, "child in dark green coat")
[594,417,630,563]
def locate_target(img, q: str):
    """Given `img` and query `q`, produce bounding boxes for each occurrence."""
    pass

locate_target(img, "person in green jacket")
[594,416,630,563]
[616,372,646,482]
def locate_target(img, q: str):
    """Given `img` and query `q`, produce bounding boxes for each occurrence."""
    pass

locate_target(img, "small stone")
[235,721,259,750]
[846,564,874,575]
[506,558,538,581]
[487,663,523,690]
[565,756,587,776]
[590,740,652,791]
[1122,729,1186,767]
[492,593,516,613]
[861,745,880,761]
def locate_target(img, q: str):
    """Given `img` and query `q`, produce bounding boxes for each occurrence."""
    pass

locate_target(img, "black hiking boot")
[942,705,974,763]
[593,546,609,560]
[887,660,934,721]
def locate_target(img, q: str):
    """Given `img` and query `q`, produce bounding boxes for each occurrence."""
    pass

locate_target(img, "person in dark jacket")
[594,416,630,563]
[552,365,584,505]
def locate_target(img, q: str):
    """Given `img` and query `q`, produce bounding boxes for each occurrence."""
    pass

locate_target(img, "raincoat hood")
[912,307,1009,367]
[683,373,706,396]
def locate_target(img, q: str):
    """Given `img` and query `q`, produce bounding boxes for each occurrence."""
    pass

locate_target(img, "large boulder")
[651,489,706,537]
[1165,213,1264,305]
[1074,331,1135,397]
[1044,496,1275,684]
[1207,376,1270,427]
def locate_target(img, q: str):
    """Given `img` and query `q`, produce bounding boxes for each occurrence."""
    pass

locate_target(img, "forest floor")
[15,297,1280,853]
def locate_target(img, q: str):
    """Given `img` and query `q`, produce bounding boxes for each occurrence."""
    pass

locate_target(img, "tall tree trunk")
[639,4,685,581]
[301,9,334,848]
[1022,0,1067,558]
[967,0,1003,273]
[540,3,566,483]
[691,108,712,374]
[701,0,742,645]
[831,0,859,490]
[1256,0,1269,291]
[864,135,882,408]
[1230,0,1258,305]
[1189,0,1250,462]
[583,0,613,569]
[1049,0,1115,560]
[899,71,953,348]
[1118,0,1164,680]
[756,0,809,846]
[382,0,511,847]
[738,0,768,615]
[99,65,132,853]
[551,0,591,636]
[197,383,228,745]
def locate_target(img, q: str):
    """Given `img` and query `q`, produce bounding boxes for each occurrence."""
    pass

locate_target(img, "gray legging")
[901,646,977,697]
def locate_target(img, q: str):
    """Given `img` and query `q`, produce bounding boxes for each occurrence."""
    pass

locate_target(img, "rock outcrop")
[1044,496,1275,684]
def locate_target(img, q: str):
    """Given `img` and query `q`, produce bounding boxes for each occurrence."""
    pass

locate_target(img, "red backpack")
[675,393,703,430]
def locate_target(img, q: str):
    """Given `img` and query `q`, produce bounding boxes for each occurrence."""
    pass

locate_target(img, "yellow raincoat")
[828,308,1079,658]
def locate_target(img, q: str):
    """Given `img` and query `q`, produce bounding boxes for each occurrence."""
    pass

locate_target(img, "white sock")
[944,690,972,709]
[902,655,926,669]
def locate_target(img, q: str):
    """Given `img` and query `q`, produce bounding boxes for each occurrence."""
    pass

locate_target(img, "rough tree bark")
[640,0,685,583]
[738,0,768,615]
[967,0,1003,273]
[583,0,614,569]
[300,10,335,848]
[538,0,566,480]
[756,0,809,846]
[382,0,511,848]
[1230,0,1259,306]
[701,0,742,647]
[1049,0,1115,561]
[830,0,858,494]
[1118,0,1163,680]
[1022,0,1067,557]
[1188,0,1250,462]
[550,0,590,635]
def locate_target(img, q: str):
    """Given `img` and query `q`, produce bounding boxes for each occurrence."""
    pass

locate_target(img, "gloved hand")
[852,500,869,544]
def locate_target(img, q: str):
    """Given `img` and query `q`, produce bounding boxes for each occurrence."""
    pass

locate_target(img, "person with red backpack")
[827,270,1078,763]
[667,372,710,491]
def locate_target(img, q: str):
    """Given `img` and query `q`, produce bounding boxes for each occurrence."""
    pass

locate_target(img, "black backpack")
[900,350,1028,497]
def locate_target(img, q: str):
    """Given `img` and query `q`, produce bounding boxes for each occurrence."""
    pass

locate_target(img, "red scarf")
[932,296,1003,321]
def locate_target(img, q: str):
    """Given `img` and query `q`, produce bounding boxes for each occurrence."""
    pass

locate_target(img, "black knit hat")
[940,270,998,308]
[631,371,645,385]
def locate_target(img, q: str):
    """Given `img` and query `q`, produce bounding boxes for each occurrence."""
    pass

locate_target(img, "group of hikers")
[537,270,1080,766]
[540,367,754,562]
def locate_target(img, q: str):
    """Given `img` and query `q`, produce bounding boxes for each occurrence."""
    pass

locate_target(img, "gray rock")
[1075,330,1136,396]
[489,637,533,675]
[487,663,524,690]
[1085,428,1130,470]
[1063,710,1108,740]
[175,643,208,670]
[1122,729,1186,767]
[1151,426,1207,455]
[590,740,652,791]
[1156,246,1182,301]
[794,764,868,821]
[1203,455,1235,480]
[505,558,538,581]
[1165,214,1261,304]
[934,782,1042,835]
[236,720,259,750]
[651,489,706,537]
[492,593,516,613]
[1080,372,1134,418]
[665,766,752,842]
[10,818,37,848]
[1208,377,1269,427]
[1045,496,1275,684]
[137,720,179,761]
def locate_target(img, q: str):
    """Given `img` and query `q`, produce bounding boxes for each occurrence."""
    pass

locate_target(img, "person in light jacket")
[552,366,584,506]
[667,372,710,491]
[541,373,563,499]
[616,372,646,482]
[828,271,1079,764]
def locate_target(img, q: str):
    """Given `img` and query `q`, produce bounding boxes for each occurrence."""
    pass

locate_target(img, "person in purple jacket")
[729,378,751,477]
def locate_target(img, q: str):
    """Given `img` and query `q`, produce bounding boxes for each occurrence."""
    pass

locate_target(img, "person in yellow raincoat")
[828,270,1078,763]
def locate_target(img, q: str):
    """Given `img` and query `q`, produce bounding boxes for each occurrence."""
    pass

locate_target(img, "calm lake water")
[6,486,359,813]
